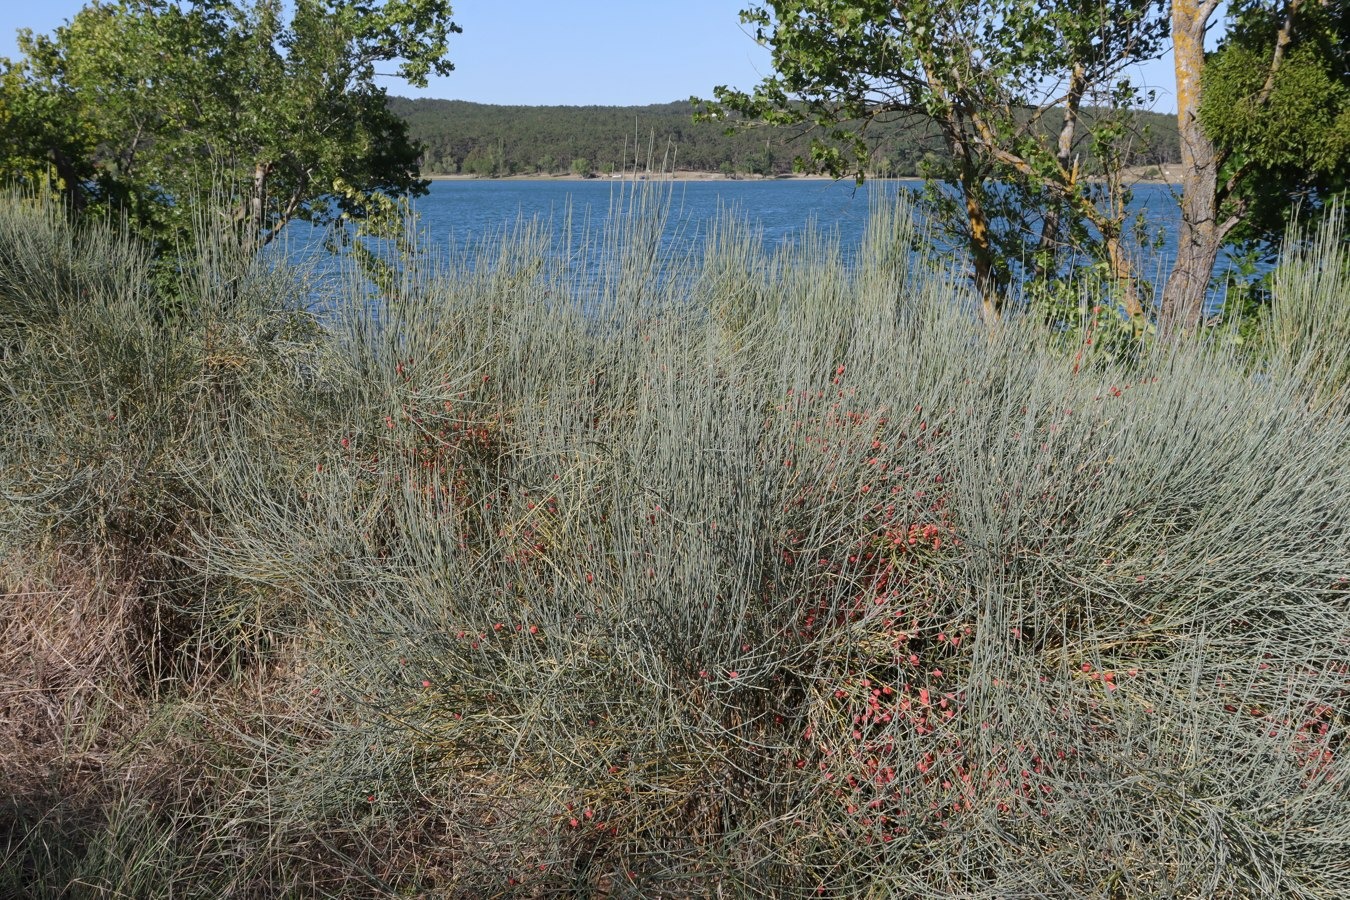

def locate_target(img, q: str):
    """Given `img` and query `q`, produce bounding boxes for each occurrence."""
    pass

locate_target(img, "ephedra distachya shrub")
[2,184,1348,896]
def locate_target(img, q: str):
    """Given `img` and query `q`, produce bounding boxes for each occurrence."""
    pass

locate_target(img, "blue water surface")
[282,177,1237,309]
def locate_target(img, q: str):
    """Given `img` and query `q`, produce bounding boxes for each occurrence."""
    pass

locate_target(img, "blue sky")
[0,1,1180,111]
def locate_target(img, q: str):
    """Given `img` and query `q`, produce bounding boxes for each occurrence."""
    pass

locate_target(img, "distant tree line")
[387,97,1180,180]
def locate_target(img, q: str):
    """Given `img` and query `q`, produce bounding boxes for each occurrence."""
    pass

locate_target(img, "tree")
[705,0,1168,323]
[0,0,459,263]
[1164,0,1348,331]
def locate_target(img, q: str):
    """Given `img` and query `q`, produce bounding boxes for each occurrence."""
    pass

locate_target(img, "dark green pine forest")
[388,97,1181,177]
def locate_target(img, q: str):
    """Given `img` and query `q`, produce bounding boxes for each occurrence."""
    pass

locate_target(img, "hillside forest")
[389,98,1183,178]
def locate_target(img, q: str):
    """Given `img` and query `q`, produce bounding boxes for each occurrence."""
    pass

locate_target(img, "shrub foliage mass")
[1,188,1349,896]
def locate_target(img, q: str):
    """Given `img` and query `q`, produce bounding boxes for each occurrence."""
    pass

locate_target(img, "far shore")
[424,170,834,183]
[424,166,1183,186]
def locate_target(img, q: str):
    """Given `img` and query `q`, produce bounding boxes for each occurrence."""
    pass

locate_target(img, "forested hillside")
[388,97,1181,177]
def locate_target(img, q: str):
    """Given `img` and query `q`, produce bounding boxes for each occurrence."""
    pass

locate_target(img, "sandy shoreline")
[423,170,834,183]
[424,167,1182,186]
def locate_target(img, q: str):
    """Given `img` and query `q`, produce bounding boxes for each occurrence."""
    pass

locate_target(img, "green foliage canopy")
[704,0,1170,321]
[0,0,459,258]
[1199,0,1350,249]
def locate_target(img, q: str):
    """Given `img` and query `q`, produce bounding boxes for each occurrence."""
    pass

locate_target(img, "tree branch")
[261,174,309,247]
[1217,157,1254,206]
[1196,0,1225,36]
[1256,0,1305,107]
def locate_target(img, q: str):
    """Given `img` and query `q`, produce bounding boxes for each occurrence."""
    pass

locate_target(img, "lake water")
[289,178,1230,308]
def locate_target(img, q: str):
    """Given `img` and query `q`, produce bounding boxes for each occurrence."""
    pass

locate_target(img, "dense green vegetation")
[711,0,1347,333]
[1199,0,1350,250]
[0,0,459,284]
[709,0,1175,322]
[1162,0,1349,333]
[390,97,1180,180]
[2,186,1347,896]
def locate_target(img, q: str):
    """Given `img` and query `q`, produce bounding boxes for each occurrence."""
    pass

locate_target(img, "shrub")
[2,186,1348,896]
[1265,202,1350,409]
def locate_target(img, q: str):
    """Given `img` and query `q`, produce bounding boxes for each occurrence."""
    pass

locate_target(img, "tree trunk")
[1104,228,1146,321]
[245,161,270,249]
[959,167,1005,322]
[48,147,86,214]
[937,92,1008,321]
[1035,63,1085,281]
[1162,0,1224,336]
